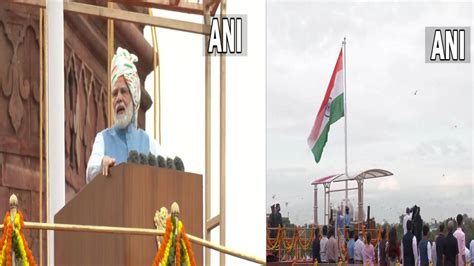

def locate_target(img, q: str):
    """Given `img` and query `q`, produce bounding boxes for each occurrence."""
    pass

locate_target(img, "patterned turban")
[111,47,140,126]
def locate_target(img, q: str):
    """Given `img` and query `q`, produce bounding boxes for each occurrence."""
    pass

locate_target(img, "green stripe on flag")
[311,93,344,163]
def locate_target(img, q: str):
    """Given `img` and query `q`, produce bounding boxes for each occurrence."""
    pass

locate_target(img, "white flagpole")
[47,1,65,264]
[343,38,349,207]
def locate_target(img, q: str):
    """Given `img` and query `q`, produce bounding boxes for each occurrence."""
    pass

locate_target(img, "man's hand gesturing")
[102,156,116,176]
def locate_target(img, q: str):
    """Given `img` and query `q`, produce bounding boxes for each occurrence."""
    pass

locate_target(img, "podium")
[55,163,203,265]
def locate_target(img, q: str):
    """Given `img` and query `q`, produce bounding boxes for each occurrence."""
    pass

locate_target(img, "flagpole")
[343,37,349,208]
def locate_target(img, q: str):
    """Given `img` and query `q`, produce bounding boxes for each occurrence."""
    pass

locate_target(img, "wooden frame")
[10,1,211,34]
[9,0,229,264]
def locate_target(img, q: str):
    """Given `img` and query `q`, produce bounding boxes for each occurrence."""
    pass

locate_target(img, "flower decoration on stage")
[0,195,36,266]
[152,202,196,266]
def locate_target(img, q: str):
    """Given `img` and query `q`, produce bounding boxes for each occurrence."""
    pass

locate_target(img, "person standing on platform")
[312,227,321,263]
[268,205,277,238]
[274,203,283,230]
[354,231,365,264]
[378,228,388,266]
[320,225,329,263]
[387,227,401,266]
[337,209,344,240]
[418,224,432,266]
[470,239,474,265]
[362,232,375,266]
[327,227,339,263]
[344,206,350,237]
[464,246,471,265]
[347,230,355,264]
[403,207,413,235]
[86,47,160,183]
[443,220,459,266]
[402,220,418,266]
[435,222,446,266]
[453,214,466,266]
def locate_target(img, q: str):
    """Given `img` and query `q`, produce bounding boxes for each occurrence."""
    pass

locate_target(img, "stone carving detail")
[64,50,109,194]
[0,15,39,134]
[0,9,44,265]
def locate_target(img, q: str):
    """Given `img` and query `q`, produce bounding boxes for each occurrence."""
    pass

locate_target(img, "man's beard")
[114,103,133,129]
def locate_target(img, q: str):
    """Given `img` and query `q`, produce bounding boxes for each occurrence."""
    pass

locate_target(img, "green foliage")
[11,230,22,260]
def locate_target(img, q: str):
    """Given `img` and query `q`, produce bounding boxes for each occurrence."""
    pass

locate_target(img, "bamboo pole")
[203,3,212,266]
[43,7,49,266]
[148,8,161,143]
[9,1,210,35]
[107,1,114,127]
[149,8,157,140]
[65,2,209,35]
[219,0,227,265]
[0,222,266,264]
[39,7,44,266]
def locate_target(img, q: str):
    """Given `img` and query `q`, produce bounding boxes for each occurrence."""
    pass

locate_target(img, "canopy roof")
[311,169,393,186]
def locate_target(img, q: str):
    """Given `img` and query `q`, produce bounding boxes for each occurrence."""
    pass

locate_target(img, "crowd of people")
[311,210,473,266]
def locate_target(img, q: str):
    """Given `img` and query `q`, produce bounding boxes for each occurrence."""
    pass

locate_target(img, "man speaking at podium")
[86,47,159,183]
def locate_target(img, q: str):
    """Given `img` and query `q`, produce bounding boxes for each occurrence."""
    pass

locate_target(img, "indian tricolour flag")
[307,48,345,163]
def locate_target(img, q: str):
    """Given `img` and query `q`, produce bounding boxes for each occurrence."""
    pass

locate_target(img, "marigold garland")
[180,226,196,266]
[152,216,196,266]
[179,237,190,266]
[175,231,181,266]
[0,211,36,266]
[152,217,172,266]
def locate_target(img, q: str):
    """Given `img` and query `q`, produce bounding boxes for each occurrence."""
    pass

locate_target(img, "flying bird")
[414,90,418,95]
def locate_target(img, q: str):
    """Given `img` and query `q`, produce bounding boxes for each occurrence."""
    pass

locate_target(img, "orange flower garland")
[151,216,196,266]
[175,231,181,266]
[0,214,9,266]
[0,211,36,266]
[152,217,172,266]
[6,217,12,266]
[181,227,196,266]
[17,211,36,265]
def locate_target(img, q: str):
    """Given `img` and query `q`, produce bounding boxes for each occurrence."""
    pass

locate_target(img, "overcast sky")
[267,0,473,225]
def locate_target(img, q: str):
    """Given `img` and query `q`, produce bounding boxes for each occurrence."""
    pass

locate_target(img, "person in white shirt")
[86,47,160,183]
[320,225,329,262]
[464,246,471,264]
[431,241,437,266]
[470,239,474,265]
[354,231,365,264]
[403,207,413,235]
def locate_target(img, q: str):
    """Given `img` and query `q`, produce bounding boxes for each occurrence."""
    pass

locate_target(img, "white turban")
[111,47,140,126]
